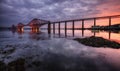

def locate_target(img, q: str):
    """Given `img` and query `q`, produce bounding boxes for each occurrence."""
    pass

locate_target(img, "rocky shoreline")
[74,36,120,48]
[0,58,25,71]
[0,37,120,71]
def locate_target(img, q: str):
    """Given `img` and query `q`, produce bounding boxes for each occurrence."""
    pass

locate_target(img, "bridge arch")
[17,23,24,31]
[27,18,50,32]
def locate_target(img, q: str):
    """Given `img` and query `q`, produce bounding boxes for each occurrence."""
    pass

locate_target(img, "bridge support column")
[94,18,96,27]
[31,26,39,33]
[82,20,84,30]
[48,22,51,34]
[109,17,111,29]
[58,22,60,35]
[17,27,24,32]
[65,21,67,37]
[81,20,84,37]
[72,20,75,37]
[36,27,39,32]
[93,18,96,36]
[53,23,55,34]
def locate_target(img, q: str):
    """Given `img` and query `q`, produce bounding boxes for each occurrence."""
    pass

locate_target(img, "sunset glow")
[0,0,120,27]
[0,0,120,71]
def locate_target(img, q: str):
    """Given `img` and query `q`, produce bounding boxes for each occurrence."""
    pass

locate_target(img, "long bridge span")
[15,15,120,34]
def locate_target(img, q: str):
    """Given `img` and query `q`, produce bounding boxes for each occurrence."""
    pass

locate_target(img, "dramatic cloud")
[0,0,120,27]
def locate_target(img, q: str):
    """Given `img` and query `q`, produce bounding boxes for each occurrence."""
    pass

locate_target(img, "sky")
[0,0,120,27]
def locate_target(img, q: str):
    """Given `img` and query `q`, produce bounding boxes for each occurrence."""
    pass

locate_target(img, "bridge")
[16,18,50,33]
[15,15,120,34]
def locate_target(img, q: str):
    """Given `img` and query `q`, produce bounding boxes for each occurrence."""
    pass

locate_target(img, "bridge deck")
[16,15,120,34]
[52,15,120,23]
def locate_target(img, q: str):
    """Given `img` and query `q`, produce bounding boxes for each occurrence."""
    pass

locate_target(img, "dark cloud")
[0,0,120,27]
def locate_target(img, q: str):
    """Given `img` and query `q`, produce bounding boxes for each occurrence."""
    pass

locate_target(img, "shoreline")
[74,36,120,49]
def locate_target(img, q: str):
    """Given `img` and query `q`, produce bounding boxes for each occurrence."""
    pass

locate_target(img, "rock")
[0,45,16,55]
[8,58,25,71]
[1,48,15,55]
[74,36,120,48]
[0,61,6,71]
[32,61,42,67]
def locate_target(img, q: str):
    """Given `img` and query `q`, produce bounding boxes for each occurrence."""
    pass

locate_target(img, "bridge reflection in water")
[51,29,119,40]
[11,28,120,43]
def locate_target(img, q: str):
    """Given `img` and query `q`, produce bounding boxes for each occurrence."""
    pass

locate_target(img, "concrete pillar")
[58,22,60,35]
[94,18,96,27]
[72,20,75,37]
[65,21,67,37]
[82,20,84,30]
[109,17,111,29]
[48,22,51,34]
[53,23,55,34]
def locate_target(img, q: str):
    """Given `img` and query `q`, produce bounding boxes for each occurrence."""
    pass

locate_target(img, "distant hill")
[104,24,120,29]
[0,27,11,30]
[109,24,120,27]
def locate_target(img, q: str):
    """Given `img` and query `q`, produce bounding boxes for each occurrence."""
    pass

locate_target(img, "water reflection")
[1,29,120,71]
[17,28,24,35]
[11,28,51,40]
[30,28,40,34]
[11,28,120,43]
[51,29,120,42]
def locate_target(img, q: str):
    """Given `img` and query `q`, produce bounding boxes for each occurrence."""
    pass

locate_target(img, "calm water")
[0,29,120,71]
[43,29,120,43]
[4,29,120,43]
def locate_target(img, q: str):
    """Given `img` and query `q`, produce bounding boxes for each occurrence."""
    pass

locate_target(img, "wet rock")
[8,58,25,71]
[1,48,15,55]
[0,61,6,71]
[74,36,120,48]
[6,45,13,47]
[32,61,42,67]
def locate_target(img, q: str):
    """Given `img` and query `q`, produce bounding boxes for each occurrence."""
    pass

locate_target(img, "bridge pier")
[17,27,23,31]
[65,21,67,37]
[48,22,51,34]
[94,18,96,27]
[31,26,39,33]
[58,22,60,35]
[17,27,24,35]
[109,17,111,29]
[72,20,75,36]
[17,23,24,33]
[53,23,55,34]
[82,20,84,30]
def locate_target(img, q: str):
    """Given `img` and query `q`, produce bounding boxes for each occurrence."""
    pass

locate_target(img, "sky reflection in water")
[0,30,120,71]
